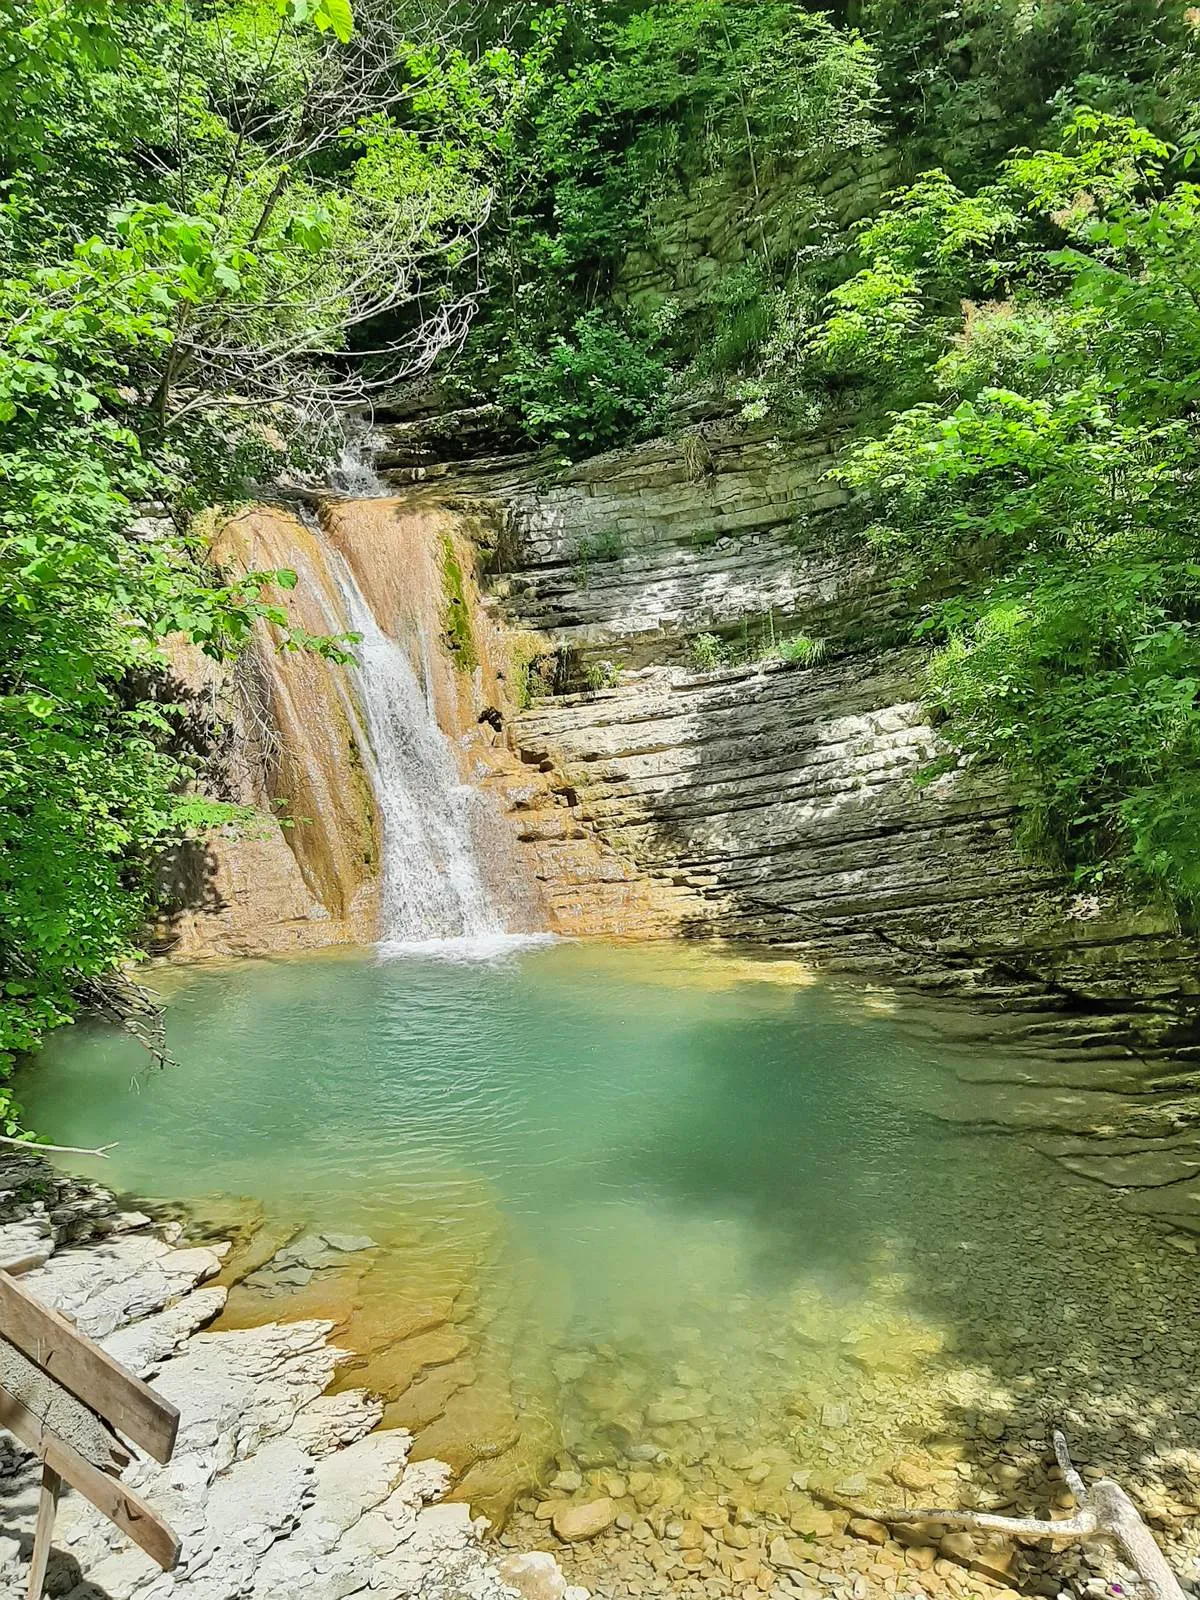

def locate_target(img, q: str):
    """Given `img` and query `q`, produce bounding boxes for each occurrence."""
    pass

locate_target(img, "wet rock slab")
[240,1228,379,1296]
[0,1157,581,1600]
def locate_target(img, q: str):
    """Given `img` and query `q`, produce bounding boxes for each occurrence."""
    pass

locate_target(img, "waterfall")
[328,423,389,498]
[326,550,514,950]
[211,438,550,955]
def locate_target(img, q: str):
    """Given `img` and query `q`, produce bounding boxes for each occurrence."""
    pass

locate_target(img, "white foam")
[375,932,559,963]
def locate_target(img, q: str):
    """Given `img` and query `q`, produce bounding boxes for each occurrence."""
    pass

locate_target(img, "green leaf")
[314,0,354,43]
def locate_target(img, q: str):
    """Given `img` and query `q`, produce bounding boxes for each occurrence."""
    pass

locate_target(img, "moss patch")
[440,532,479,673]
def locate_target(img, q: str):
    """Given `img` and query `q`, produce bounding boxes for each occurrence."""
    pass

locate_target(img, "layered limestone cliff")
[160,417,1200,1048]
[162,143,1200,1040]
[332,127,1200,1047]
[161,499,694,957]
[351,416,1199,1051]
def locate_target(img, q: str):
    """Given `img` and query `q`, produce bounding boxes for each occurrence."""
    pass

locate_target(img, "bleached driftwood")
[0,1136,116,1159]
[816,1430,1186,1600]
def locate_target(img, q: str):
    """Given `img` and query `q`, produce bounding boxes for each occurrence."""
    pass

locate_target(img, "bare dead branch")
[815,1431,1187,1600]
[0,1137,117,1160]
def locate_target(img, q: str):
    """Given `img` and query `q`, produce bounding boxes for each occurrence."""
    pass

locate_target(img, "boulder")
[498,1551,572,1600]
[552,1499,617,1543]
[768,1536,804,1571]
[647,1397,707,1425]
[889,1458,936,1492]
[848,1518,889,1546]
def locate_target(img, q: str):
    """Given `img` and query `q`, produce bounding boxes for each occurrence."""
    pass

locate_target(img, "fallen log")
[813,1430,1185,1600]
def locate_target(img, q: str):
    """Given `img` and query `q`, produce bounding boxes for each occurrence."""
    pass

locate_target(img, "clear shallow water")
[21,942,1200,1537]
[24,941,988,1276]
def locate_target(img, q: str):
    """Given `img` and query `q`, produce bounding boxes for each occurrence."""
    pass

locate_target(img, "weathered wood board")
[0,1268,182,1591]
[0,1382,182,1571]
[0,1270,179,1461]
[0,1335,129,1472]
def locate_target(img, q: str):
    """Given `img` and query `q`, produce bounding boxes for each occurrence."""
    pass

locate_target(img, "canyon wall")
[164,439,1200,1050]
[359,420,1199,1052]
[159,508,380,959]
[166,144,1200,1045]
[162,501,693,958]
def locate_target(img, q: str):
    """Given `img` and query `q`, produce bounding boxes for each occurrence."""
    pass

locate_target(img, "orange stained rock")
[166,494,699,958]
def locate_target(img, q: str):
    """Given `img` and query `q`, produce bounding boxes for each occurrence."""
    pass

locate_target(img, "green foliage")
[516,0,877,271]
[500,310,671,452]
[0,240,351,1122]
[858,0,1200,182]
[828,111,1200,907]
[462,0,880,447]
[689,633,726,671]
[0,0,515,1119]
[691,262,785,377]
[771,632,827,668]
[582,658,619,691]
[687,621,825,672]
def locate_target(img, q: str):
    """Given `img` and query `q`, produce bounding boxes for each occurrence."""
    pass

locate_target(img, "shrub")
[500,311,671,452]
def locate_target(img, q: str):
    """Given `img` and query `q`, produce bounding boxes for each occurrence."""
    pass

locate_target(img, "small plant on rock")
[582,658,620,690]
[773,633,827,667]
[689,633,727,670]
[573,528,625,586]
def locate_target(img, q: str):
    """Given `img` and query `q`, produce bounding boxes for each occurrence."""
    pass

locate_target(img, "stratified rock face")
[485,430,871,670]
[0,1155,583,1600]
[157,507,381,960]
[369,422,1200,1047]
[162,498,693,955]
[613,147,902,314]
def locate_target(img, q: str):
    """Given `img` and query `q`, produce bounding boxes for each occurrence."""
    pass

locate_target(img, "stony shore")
[0,1147,584,1600]
[7,1051,1200,1600]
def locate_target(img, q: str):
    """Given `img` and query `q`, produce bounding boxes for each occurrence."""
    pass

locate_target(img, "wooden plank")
[0,1334,130,1474]
[26,1463,61,1600]
[0,1271,178,1463]
[0,1382,180,1571]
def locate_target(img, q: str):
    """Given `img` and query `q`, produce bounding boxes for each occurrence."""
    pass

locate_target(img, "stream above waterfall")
[20,940,1200,1590]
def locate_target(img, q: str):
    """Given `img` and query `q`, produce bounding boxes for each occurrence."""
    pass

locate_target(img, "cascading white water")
[327,552,510,947]
[328,425,389,498]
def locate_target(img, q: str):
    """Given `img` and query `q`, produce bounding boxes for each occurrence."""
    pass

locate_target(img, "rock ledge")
[0,1153,585,1600]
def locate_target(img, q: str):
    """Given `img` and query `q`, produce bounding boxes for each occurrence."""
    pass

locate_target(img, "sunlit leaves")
[827,112,1200,907]
[276,0,353,44]
[0,0,390,1115]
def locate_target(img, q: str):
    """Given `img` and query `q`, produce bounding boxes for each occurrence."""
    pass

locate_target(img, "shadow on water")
[605,1000,920,1283]
[20,942,1200,1546]
[587,979,1200,1515]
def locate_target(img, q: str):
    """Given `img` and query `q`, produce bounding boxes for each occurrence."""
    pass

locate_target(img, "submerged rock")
[848,1517,889,1547]
[320,1229,379,1254]
[646,1396,708,1425]
[552,1499,618,1542]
